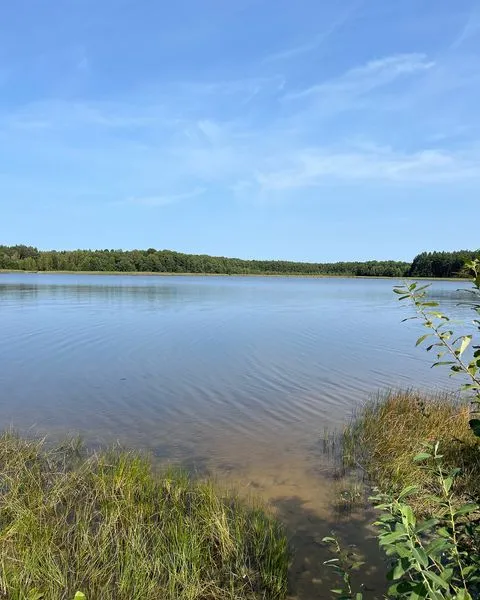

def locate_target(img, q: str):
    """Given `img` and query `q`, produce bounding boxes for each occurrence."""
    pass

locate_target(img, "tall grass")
[0,432,289,600]
[342,390,480,511]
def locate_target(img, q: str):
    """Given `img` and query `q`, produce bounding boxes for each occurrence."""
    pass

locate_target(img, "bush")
[324,443,480,599]
[372,444,480,599]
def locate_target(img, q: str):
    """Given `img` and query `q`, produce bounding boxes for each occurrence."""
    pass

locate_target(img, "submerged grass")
[0,432,289,600]
[341,389,480,512]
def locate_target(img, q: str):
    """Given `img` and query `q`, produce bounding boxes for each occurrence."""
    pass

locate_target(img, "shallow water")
[0,273,473,598]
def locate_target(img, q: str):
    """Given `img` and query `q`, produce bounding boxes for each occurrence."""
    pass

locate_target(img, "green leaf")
[425,537,451,556]
[74,594,86,600]
[413,452,432,462]
[462,383,480,392]
[378,530,408,545]
[416,334,431,346]
[444,476,454,493]
[424,570,449,590]
[397,485,419,500]
[453,503,479,517]
[393,545,412,559]
[389,580,428,597]
[400,504,416,527]
[428,312,449,320]
[415,518,439,534]
[389,558,411,580]
[455,590,473,600]
[437,526,451,538]
[411,546,428,568]
[440,568,453,583]
[457,335,472,357]
[387,581,412,596]
[463,564,478,577]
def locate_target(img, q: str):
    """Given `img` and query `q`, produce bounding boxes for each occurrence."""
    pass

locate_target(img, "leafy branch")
[394,259,480,436]
[371,442,480,599]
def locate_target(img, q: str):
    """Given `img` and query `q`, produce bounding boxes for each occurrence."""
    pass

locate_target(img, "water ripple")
[0,274,470,446]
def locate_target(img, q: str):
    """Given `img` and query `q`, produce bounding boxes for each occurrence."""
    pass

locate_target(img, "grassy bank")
[0,269,468,281]
[322,390,480,598]
[0,433,289,600]
[341,390,480,512]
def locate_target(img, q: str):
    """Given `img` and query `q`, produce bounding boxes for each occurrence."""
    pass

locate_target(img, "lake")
[0,273,472,598]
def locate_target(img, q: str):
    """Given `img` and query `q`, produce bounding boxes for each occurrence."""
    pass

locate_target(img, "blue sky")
[1,0,479,261]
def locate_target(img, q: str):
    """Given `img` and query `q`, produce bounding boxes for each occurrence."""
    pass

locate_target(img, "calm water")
[0,273,472,598]
[0,273,469,443]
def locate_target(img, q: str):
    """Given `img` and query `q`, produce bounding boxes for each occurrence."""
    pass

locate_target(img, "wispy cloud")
[285,53,435,101]
[1,45,478,210]
[451,5,480,49]
[256,147,480,191]
[74,44,90,73]
[0,100,165,132]
[263,34,329,63]
[263,1,361,63]
[125,188,206,207]
[77,56,89,72]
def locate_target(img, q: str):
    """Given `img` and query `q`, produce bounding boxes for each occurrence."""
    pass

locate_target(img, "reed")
[341,390,480,511]
[0,432,289,600]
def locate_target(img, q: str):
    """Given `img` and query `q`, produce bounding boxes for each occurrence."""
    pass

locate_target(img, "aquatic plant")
[0,433,289,600]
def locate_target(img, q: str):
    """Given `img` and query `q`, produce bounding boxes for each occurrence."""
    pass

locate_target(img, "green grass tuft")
[341,390,480,512]
[0,432,289,600]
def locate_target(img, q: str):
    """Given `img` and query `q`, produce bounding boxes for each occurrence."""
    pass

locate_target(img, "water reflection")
[0,274,471,439]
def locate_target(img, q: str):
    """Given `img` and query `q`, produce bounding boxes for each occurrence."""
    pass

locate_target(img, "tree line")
[0,245,477,277]
[408,250,480,278]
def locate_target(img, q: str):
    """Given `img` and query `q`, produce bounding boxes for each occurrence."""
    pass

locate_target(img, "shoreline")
[0,269,469,282]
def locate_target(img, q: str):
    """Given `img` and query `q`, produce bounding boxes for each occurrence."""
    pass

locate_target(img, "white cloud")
[196,119,224,142]
[1,49,478,207]
[256,147,480,191]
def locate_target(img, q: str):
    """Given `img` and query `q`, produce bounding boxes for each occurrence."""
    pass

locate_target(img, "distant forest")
[0,245,478,278]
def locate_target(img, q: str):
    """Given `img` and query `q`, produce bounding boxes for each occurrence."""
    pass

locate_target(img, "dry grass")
[342,390,480,511]
[0,432,289,600]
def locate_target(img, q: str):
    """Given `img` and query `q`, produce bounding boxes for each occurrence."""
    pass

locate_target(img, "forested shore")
[0,245,478,278]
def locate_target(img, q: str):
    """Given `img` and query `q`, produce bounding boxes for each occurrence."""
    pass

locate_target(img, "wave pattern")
[0,274,471,451]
